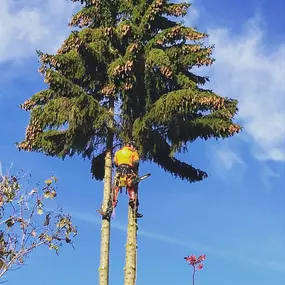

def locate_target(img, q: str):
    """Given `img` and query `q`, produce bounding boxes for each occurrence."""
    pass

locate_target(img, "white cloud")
[185,2,200,26]
[204,16,285,162]
[0,0,79,62]
[255,148,285,162]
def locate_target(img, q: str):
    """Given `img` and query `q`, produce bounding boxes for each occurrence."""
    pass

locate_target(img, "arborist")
[112,141,143,218]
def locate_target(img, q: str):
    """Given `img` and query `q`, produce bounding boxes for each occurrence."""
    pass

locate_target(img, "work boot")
[136,212,143,218]
[97,208,106,216]
[97,207,112,218]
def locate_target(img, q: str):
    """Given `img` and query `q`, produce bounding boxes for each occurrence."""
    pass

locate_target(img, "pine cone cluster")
[57,37,83,55]
[166,4,188,17]
[128,43,139,54]
[120,24,132,36]
[160,66,172,78]
[185,29,207,41]
[182,45,201,53]
[101,84,116,96]
[199,96,225,109]
[113,60,134,77]
[69,12,92,28]
[104,27,113,37]
[228,124,241,135]
[196,57,214,67]
[20,100,35,111]
[18,119,42,151]
[146,0,164,22]
[123,82,133,90]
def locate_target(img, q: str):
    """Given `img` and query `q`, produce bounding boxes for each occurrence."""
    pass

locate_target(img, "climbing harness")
[97,165,151,219]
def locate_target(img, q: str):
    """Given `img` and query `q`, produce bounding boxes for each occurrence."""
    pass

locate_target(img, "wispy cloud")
[259,164,283,192]
[0,0,79,62]
[202,15,285,162]
[214,146,245,171]
[207,141,247,183]
[183,0,200,27]
[72,211,285,274]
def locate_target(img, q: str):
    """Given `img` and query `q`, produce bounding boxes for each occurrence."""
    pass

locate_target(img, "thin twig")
[192,265,196,285]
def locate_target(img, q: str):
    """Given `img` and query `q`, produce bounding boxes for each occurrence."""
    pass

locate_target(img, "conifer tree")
[17,1,241,285]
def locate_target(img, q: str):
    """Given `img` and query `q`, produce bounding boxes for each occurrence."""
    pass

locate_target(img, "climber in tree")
[113,141,143,218]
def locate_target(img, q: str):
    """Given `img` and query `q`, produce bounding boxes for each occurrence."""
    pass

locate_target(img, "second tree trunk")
[98,98,114,285]
[124,204,138,285]
[98,148,113,285]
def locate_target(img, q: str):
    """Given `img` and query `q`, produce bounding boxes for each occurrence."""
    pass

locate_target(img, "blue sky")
[0,0,284,284]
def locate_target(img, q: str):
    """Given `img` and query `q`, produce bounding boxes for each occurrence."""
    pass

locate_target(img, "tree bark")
[124,205,138,285]
[98,97,114,285]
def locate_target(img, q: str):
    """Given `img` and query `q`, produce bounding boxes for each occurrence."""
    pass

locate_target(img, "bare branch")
[0,168,77,280]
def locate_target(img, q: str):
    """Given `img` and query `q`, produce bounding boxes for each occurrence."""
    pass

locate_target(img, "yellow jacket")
[114,146,139,167]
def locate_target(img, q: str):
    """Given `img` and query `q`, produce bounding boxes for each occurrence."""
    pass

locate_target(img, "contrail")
[72,211,285,274]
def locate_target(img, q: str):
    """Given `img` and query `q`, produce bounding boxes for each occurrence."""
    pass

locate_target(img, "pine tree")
[17,1,241,285]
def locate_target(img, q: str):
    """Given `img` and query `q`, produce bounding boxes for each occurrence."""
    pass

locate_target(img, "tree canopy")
[18,0,241,183]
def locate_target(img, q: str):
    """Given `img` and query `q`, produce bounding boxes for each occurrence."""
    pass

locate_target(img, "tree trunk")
[98,97,114,285]
[124,205,138,285]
